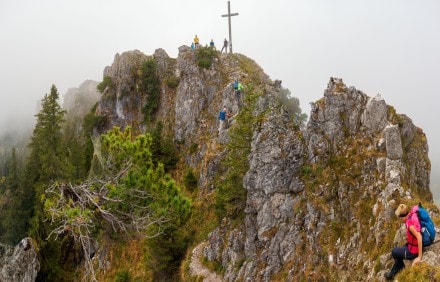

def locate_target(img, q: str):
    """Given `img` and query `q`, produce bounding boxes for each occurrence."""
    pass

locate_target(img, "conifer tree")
[28,84,67,183]
[25,85,67,281]
[1,148,30,245]
[43,126,191,281]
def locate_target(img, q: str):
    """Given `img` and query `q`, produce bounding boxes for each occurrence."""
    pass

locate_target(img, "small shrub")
[300,165,312,176]
[196,47,217,69]
[166,76,180,88]
[184,169,198,191]
[189,143,198,154]
[114,269,131,282]
[97,76,114,93]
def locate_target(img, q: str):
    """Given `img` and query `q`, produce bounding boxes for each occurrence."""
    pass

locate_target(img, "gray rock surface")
[203,77,432,281]
[0,238,39,282]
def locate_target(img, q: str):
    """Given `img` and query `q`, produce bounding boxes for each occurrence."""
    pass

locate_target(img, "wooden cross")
[221,1,239,54]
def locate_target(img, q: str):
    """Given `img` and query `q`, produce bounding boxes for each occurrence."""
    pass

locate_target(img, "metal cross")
[221,1,239,54]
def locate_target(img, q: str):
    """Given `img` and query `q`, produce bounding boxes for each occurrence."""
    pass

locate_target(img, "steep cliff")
[41,46,437,281]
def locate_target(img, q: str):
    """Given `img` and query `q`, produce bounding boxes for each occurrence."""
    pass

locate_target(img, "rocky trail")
[189,241,222,282]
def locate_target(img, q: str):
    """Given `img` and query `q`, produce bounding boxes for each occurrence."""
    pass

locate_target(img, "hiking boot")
[384,271,394,280]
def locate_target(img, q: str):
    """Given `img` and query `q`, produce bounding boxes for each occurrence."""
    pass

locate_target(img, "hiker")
[384,204,423,280]
[218,107,231,131]
[209,39,215,49]
[191,42,195,50]
[194,35,200,47]
[233,80,244,106]
[221,38,228,53]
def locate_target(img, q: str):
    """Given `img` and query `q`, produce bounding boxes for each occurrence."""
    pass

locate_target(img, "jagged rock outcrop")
[203,78,434,281]
[97,50,150,132]
[0,238,39,282]
[91,47,434,281]
[63,80,100,135]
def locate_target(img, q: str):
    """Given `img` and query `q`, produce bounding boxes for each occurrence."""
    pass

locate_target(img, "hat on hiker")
[395,204,409,217]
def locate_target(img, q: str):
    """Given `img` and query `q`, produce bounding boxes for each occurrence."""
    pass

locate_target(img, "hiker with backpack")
[218,107,232,131]
[385,203,426,280]
[233,80,244,107]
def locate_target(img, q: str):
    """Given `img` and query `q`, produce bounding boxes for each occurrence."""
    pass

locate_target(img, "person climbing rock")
[233,80,244,107]
[384,204,423,280]
[218,107,232,131]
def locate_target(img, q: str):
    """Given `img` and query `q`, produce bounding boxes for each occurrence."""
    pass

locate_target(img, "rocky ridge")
[94,47,436,280]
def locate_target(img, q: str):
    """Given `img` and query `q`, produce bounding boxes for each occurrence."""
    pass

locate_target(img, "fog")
[1,0,439,201]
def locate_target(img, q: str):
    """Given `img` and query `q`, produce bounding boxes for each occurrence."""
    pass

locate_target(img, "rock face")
[96,50,150,132]
[63,80,100,136]
[92,48,434,280]
[203,78,433,281]
[0,238,39,282]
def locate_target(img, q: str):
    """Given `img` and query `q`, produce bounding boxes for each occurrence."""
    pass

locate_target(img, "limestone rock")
[0,238,39,282]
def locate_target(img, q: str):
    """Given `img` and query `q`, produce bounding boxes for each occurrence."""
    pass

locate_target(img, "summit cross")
[221,1,239,54]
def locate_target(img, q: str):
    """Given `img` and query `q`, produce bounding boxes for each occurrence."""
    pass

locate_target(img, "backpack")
[415,203,436,246]
[233,81,239,90]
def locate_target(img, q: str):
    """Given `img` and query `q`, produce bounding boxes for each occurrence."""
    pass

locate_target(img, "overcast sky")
[1,0,439,200]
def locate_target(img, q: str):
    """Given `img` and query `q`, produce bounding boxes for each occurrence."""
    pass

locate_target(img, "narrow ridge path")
[189,241,223,282]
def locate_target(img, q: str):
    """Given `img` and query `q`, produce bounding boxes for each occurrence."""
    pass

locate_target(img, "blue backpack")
[416,203,436,246]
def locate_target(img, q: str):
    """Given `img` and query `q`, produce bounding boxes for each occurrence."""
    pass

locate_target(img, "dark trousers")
[389,245,417,275]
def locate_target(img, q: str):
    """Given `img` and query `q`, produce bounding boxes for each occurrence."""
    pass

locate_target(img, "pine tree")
[2,148,30,245]
[25,85,67,280]
[29,84,67,183]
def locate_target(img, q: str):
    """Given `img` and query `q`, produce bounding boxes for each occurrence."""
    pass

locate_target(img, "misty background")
[1,0,439,201]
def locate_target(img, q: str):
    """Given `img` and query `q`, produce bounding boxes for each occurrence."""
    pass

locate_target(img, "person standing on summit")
[194,35,200,47]
[221,38,228,53]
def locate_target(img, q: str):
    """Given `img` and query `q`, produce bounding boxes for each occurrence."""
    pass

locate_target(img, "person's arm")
[409,225,423,264]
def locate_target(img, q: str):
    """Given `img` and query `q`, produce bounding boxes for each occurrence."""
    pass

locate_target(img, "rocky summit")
[1,46,437,281]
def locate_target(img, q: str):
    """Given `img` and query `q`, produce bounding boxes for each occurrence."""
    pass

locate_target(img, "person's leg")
[390,247,406,273]
[385,246,411,279]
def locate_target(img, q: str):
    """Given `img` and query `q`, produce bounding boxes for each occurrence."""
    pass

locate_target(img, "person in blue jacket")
[218,107,231,131]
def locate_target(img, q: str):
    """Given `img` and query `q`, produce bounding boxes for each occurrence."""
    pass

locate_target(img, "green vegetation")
[215,89,261,220]
[196,46,217,69]
[166,76,180,88]
[138,59,161,122]
[43,126,191,281]
[183,169,198,191]
[149,120,179,171]
[398,263,440,281]
[97,76,114,93]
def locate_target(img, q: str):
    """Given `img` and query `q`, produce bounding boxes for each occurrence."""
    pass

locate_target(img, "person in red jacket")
[385,204,423,280]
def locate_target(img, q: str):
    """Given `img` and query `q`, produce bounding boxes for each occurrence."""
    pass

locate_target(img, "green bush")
[196,47,217,69]
[150,121,179,171]
[139,59,161,122]
[184,169,198,191]
[97,76,114,93]
[114,269,131,282]
[166,76,180,88]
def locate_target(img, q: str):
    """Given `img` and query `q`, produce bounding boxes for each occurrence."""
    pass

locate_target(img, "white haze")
[1,0,439,201]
